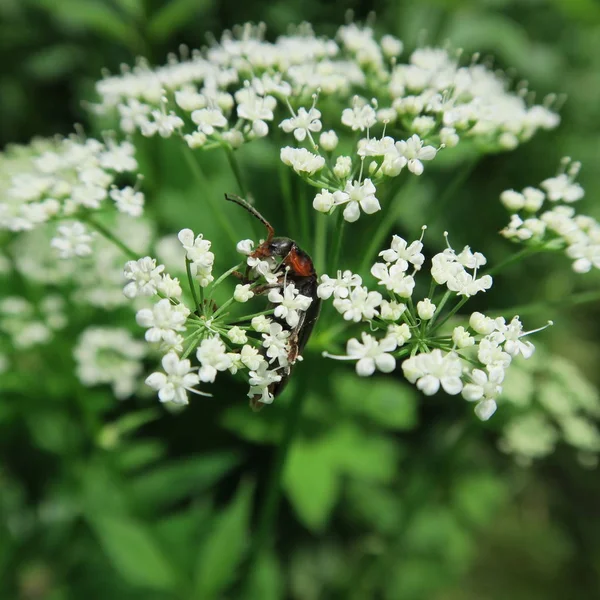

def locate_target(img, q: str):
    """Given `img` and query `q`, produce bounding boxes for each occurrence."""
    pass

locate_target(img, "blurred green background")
[2,0,600,599]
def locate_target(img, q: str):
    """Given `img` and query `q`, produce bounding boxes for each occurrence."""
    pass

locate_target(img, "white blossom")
[196,335,233,382]
[333,286,382,322]
[317,270,362,300]
[136,299,189,342]
[123,257,165,299]
[234,284,254,303]
[280,147,325,175]
[268,283,312,328]
[50,222,94,258]
[402,349,463,395]
[280,107,322,142]
[395,134,437,175]
[145,351,204,404]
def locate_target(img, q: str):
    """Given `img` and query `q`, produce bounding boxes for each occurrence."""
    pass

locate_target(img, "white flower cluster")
[126,229,313,407]
[499,351,600,466]
[500,159,599,273]
[321,232,549,420]
[0,295,67,350]
[74,327,146,399]
[0,135,142,257]
[93,22,558,222]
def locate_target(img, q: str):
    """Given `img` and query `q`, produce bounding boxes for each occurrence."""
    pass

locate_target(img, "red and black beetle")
[225,194,321,405]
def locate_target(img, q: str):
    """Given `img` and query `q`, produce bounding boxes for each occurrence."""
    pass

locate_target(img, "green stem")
[314,212,328,274]
[486,247,535,277]
[247,380,307,574]
[329,212,346,272]
[359,176,415,274]
[85,215,138,260]
[279,164,295,236]
[181,146,240,247]
[225,147,248,197]
[490,289,600,318]
[299,185,310,249]
[427,156,479,225]
[431,296,469,333]
[185,259,201,313]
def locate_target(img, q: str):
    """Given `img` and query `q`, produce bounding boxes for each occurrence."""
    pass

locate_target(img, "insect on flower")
[225,194,321,407]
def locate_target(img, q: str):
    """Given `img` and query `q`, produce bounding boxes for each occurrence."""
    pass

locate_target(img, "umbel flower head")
[92,21,559,224]
[125,226,314,408]
[321,231,553,421]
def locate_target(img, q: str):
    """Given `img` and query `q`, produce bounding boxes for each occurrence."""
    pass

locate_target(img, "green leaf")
[88,515,177,591]
[327,425,399,484]
[334,374,418,430]
[147,0,211,42]
[194,480,253,599]
[117,441,166,472]
[221,404,282,444]
[129,452,241,511]
[283,437,340,532]
[244,552,283,600]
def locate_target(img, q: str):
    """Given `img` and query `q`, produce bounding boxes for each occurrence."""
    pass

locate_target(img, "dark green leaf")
[194,480,253,599]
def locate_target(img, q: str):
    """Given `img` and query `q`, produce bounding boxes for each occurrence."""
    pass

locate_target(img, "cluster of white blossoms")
[0,134,142,258]
[500,158,599,273]
[499,350,600,466]
[93,22,559,222]
[321,231,550,420]
[0,295,67,351]
[74,327,147,399]
[123,229,314,407]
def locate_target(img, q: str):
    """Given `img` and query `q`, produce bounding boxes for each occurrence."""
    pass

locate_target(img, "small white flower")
[313,189,348,213]
[380,300,406,321]
[333,286,382,322]
[110,186,144,217]
[317,270,362,300]
[346,333,397,376]
[184,131,207,149]
[395,134,437,175]
[236,239,254,255]
[379,235,425,270]
[452,326,474,348]
[240,344,265,371]
[541,174,584,203]
[370,263,415,297]
[248,362,281,405]
[236,90,275,137]
[268,283,313,328]
[227,326,248,344]
[251,315,272,333]
[50,222,94,259]
[469,312,499,335]
[341,104,377,131]
[234,284,254,303]
[501,316,536,358]
[439,127,459,148]
[402,349,463,396]
[381,35,403,57]
[123,257,165,299]
[280,107,322,142]
[280,147,325,175]
[261,322,291,366]
[337,178,381,222]
[196,335,233,382]
[157,274,182,299]
[386,323,411,346]
[417,298,436,320]
[141,109,184,138]
[191,108,228,135]
[178,228,214,287]
[319,130,339,151]
[333,156,352,178]
[477,337,511,369]
[136,299,188,343]
[145,352,204,405]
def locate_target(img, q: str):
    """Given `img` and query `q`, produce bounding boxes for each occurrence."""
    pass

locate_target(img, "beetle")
[224,193,321,408]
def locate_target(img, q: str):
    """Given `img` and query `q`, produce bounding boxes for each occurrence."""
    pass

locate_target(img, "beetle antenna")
[224,193,274,241]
